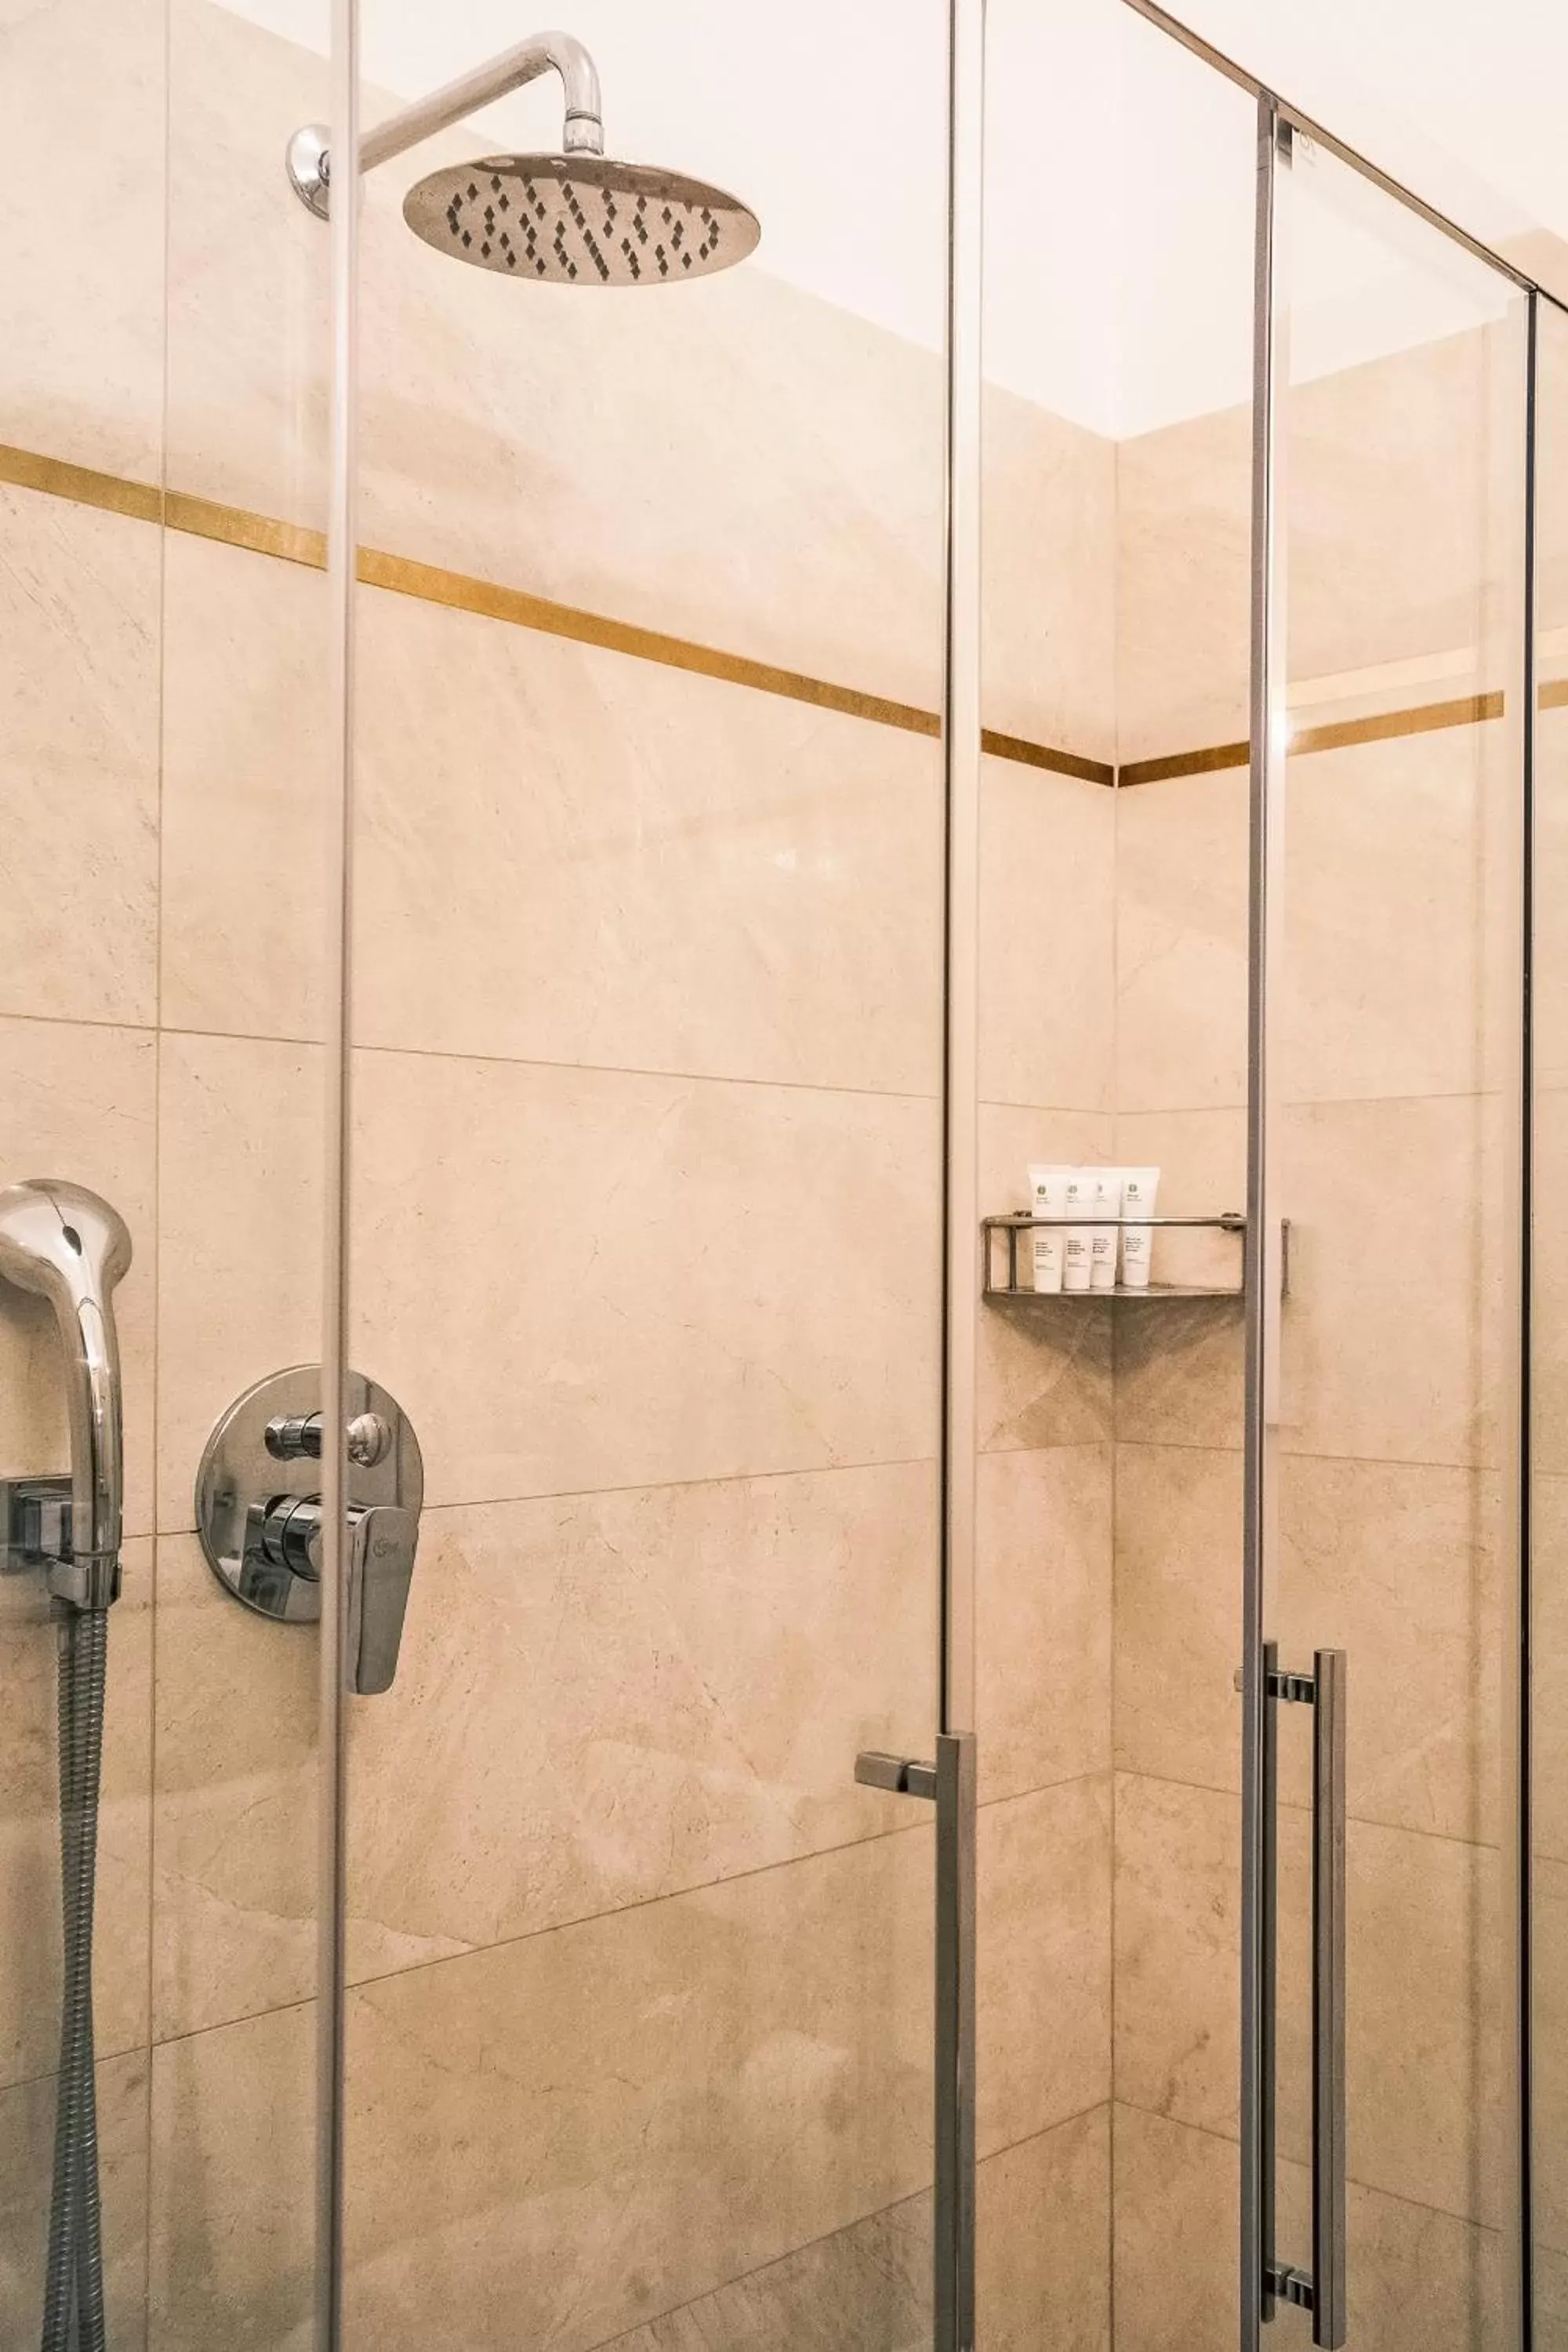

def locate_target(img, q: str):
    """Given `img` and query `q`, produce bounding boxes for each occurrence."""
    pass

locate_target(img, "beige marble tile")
[151,1802,1108,2352]
[605,2107,1109,2352]
[1280,723,1519,1109]
[0,0,166,477]
[1538,2242,1568,2349]
[1528,1855,1568,2254]
[0,2049,151,2352]
[348,1048,941,1507]
[1112,1443,1240,1791]
[1278,1093,1513,1471]
[1308,2183,1506,2352]
[337,1832,938,2352]
[1284,324,1521,701]
[975,2107,1110,2352]
[1116,326,1519,775]
[1114,768,1248,1116]
[978,1105,1114,1454]
[1279,1808,1504,2225]
[161,540,947,1090]
[1112,2104,1237,2352]
[1530,1092,1568,1481]
[1118,724,1515,1116]
[1114,1777,1503,2223]
[1535,711,1568,1093]
[981,757,1115,1113]
[1531,1477,1568,1867]
[1111,1109,1246,1454]
[154,1462,938,2040]
[0,1018,157,1541]
[164,0,328,542]
[983,388,1116,763]
[0,488,161,1027]
[978,1779,1112,2157]
[350,586,945,1091]
[1115,1446,1504,1846]
[978,1444,1111,1803]
[155,1033,324,1533]
[151,1533,318,2043]
[1277,1456,1504,1846]
[158,538,331,1044]
[608,2186,935,2352]
[148,1997,316,2352]
[1115,405,1251,769]
[1113,1773,1240,2140]
[1113,2106,1508,2352]
[347,1465,938,1986]
[0,1538,152,2089]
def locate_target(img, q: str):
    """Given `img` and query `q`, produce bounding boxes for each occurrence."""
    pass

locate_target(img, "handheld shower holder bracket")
[0,1474,122,1606]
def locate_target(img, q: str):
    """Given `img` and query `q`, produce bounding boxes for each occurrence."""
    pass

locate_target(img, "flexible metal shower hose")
[41,1601,110,2352]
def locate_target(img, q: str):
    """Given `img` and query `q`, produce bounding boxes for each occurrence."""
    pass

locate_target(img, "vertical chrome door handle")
[855,1732,978,2352]
[1312,1650,1348,2350]
[1256,1649,1348,2349]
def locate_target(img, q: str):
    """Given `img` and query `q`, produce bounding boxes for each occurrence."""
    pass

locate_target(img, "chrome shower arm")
[359,31,604,172]
[288,28,605,219]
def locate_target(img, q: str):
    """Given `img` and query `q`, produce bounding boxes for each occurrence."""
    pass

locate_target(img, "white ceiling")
[226,0,1559,438]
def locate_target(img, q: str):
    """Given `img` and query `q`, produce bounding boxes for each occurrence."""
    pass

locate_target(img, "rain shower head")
[287,27,760,286]
[403,153,758,285]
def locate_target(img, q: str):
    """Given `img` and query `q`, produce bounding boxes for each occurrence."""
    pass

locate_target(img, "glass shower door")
[330,4,960,2347]
[1530,289,1568,2346]
[1253,111,1527,2351]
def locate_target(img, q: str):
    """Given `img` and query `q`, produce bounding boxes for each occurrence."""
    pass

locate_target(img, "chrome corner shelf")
[982,1210,1269,1302]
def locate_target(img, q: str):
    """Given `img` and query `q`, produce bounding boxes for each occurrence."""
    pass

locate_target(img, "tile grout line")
[1110,1759,1502,1856]
[46,1769,1111,2075]
[575,2101,1115,2352]
[1112,2095,1504,2241]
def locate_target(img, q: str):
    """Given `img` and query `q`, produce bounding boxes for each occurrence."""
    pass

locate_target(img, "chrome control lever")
[241,1490,419,1693]
[197,1367,423,1696]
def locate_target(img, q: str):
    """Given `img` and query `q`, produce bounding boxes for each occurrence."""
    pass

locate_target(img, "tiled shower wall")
[0,0,1118,2344]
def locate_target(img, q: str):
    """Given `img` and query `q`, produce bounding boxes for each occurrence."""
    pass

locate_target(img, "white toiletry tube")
[1089,1169,1124,1291]
[1026,1164,1069,1293]
[1119,1167,1162,1290]
[1061,1167,1096,1292]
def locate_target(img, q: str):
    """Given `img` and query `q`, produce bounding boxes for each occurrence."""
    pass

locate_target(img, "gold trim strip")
[1119,690,1508,786]
[1291,690,1504,757]
[0,439,1531,787]
[0,438,1117,784]
[980,726,1113,784]
[0,444,164,526]
[1119,739,1250,787]
[1541,679,1568,713]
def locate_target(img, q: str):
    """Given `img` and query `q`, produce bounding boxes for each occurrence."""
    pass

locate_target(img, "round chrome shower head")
[402,153,760,285]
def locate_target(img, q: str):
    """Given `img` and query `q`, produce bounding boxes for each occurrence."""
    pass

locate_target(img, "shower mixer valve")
[196,1366,424,1695]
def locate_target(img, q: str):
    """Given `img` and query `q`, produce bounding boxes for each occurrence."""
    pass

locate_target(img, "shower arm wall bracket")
[286,28,606,220]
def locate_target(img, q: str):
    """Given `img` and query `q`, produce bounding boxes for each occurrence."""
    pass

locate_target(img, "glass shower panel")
[1272,134,1526,2347]
[1530,291,1568,2344]
[337,2,949,2346]
[0,0,166,2314]
[147,0,340,2338]
[0,0,340,2338]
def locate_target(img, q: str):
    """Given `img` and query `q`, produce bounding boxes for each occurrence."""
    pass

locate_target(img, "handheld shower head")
[0,1180,132,1575]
